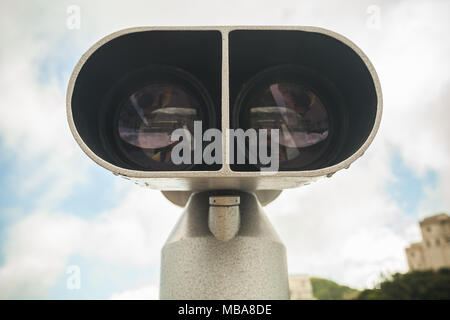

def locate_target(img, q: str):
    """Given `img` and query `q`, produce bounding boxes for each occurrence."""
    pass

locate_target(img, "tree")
[357,268,450,300]
[310,277,359,300]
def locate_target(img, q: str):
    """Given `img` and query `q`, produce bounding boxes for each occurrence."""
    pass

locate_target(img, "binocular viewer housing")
[67,26,382,192]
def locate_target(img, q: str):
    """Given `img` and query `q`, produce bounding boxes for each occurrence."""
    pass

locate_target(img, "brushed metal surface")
[160,191,289,299]
[208,195,240,241]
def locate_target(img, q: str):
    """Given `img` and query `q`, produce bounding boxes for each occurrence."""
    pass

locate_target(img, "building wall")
[289,275,314,300]
[405,243,426,271]
[405,213,450,271]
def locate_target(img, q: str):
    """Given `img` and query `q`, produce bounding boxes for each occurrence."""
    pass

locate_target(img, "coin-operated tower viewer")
[67,26,382,299]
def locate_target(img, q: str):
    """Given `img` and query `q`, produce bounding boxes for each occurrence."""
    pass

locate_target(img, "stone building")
[289,274,315,300]
[405,213,450,271]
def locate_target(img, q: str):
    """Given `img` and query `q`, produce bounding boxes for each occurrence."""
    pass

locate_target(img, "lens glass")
[242,81,330,168]
[117,83,202,169]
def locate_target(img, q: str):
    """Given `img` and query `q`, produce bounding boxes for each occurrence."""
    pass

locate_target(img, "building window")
[426,226,431,232]
[410,252,415,257]
[426,240,431,248]
[436,239,440,246]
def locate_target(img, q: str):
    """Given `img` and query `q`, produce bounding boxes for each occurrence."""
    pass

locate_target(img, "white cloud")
[0,211,86,298]
[110,285,159,300]
[369,1,450,210]
[79,186,180,268]
[0,186,179,298]
[0,2,93,210]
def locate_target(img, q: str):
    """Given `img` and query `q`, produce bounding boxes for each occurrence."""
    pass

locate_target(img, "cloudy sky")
[0,0,449,299]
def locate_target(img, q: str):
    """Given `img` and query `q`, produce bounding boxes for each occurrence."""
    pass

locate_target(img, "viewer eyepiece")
[231,64,344,170]
[99,65,216,171]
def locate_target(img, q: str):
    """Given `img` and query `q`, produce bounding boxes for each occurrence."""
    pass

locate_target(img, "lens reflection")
[245,82,329,167]
[117,83,201,168]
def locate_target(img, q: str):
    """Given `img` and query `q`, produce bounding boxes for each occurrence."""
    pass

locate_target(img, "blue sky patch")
[387,150,438,215]
[49,254,159,299]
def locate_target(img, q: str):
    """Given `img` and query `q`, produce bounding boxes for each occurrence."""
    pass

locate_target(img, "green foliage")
[310,277,359,300]
[357,268,450,300]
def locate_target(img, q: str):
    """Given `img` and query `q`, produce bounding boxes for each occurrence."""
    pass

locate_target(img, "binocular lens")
[100,65,216,171]
[233,65,340,170]
[248,82,329,162]
[117,83,201,168]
